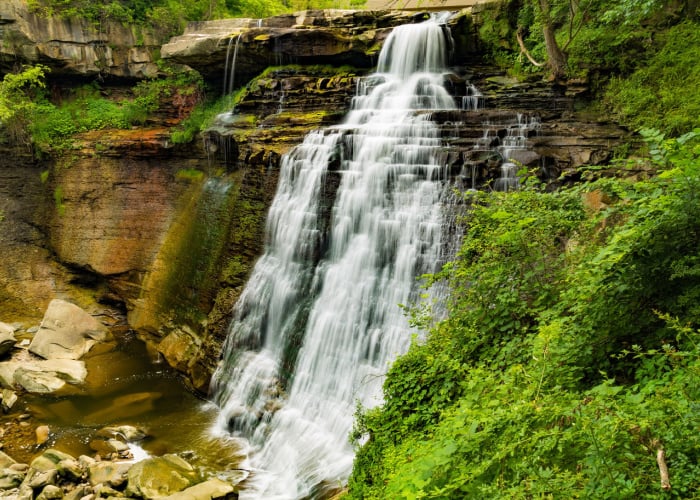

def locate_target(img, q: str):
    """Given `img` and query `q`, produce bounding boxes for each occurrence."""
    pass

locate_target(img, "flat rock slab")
[0,359,87,395]
[29,299,111,360]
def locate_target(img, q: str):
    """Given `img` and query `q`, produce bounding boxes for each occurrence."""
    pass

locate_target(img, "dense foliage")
[478,0,695,83]
[348,130,700,498]
[603,21,700,136]
[27,0,365,37]
[0,64,204,154]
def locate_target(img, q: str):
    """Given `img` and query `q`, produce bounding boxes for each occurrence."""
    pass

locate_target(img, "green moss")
[175,168,205,182]
[53,185,65,216]
[220,255,249,287]
[256,64,359,79]
[155,176,242,326]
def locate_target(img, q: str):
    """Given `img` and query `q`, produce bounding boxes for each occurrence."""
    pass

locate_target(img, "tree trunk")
[538,0,568,80]
[542,22,567,79]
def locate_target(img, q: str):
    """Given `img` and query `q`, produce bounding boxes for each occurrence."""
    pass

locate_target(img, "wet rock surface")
[29,299,112,361]
[0,302,245,498]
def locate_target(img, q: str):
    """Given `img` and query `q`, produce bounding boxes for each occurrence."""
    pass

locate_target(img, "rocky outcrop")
[0,0,161,79]
[0,447,242,500]
[161,9,479,88]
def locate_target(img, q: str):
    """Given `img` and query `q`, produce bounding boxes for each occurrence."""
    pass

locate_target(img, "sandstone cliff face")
[0,5,632,393]
[0,0,160,79]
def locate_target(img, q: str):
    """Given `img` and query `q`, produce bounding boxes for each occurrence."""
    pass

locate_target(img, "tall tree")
[536,0,567,79]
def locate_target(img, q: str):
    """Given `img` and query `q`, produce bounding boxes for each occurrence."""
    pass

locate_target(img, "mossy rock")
[125,454,201,499]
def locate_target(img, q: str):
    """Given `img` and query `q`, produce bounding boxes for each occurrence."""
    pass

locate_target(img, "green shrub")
[171,94,230,144]
[604,21,700,135]
[349,130,700,499]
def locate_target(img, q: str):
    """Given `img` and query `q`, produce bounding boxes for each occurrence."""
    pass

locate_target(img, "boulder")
[162,477,236,500]
[29,300,111,360]
[96,425,148,443]
[0,466,25,489]
[1,359,87,395]
[0,453,26,491]
[13,369,67,394]
[35,425,50,446]
[87,461,131,488]
[0,322,16,358]
[125,454,200,499]
[1,388,18,411]
[25,468,58,489]
[30,449,76,472]
[88,438,130,456]
[56,458,83,481]
[36,484,63,499]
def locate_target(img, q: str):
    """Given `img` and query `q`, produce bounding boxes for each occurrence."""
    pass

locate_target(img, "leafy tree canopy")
[26,0,366,38]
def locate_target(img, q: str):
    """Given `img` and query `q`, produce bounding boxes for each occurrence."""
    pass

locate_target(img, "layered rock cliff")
[0,0,161,79]
[0,4,631,393]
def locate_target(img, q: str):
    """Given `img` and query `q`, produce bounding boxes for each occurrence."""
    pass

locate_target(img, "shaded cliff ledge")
[160,8,478,87]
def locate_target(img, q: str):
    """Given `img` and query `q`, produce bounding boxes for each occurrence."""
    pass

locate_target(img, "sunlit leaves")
[349,131,700,499]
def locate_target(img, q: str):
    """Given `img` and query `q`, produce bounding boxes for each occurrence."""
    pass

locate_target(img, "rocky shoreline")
[0,300,244,499]
[0,444,242,499]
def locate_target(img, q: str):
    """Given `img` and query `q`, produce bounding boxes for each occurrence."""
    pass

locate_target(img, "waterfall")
[211,14,458,499]
[462,83,484,110]
[223,33,242,97]
[494,114,541,191]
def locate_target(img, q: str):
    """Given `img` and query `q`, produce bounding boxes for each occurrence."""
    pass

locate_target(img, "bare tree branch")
[562,0,593,52]
[656,448,672,491]
[516,28,545,67]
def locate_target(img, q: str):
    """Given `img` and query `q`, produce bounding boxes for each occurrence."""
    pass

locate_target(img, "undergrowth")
[348,130,700,498]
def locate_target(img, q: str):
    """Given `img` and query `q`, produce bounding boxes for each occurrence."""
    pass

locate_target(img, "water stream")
[223,33,242,97]
[211,14,460,498]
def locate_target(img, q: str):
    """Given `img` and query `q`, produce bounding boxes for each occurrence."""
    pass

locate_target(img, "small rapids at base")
[210,13,462,499]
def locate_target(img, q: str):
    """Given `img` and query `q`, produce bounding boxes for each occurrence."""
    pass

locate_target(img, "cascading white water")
[462,83,484,110]
[211,14,457,499]
[223,33,242,97]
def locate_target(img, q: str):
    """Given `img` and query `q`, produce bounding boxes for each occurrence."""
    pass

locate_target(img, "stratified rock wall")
[160,10,441,86]
[0,0,160,79]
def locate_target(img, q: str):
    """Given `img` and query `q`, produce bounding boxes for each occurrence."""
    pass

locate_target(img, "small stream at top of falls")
[210,13,461,499]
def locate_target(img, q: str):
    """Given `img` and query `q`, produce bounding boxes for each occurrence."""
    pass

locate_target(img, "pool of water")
[19,329,248,477]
